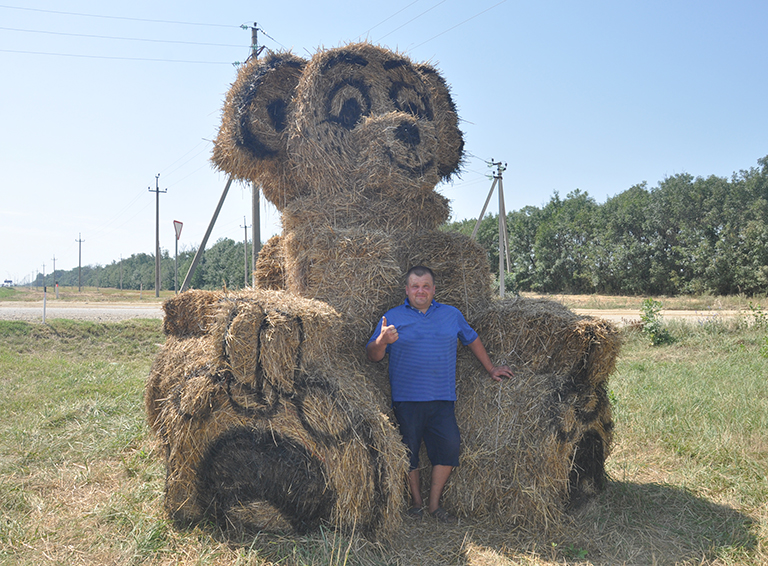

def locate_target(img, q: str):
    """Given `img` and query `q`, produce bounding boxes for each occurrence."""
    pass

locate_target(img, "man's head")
[405,266,435,313]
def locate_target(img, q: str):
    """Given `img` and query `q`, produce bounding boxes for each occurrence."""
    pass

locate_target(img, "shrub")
[640,298,675,346]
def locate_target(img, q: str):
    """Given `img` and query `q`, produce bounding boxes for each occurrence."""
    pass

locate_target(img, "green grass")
[0,313,766,565]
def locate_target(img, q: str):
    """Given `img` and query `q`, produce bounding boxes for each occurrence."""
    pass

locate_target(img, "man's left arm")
[467,337,514,382]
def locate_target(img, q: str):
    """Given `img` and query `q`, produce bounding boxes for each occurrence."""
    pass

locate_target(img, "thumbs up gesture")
[380,316,399,344]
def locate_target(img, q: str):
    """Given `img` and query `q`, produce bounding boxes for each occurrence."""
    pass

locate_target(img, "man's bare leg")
[427,464,453,513]
[408,469,423,508]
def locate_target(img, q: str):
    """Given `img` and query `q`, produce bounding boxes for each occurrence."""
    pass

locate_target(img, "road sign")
[173,220,183,240]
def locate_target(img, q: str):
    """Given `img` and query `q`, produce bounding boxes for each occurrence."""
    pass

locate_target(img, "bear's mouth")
[384,122,436,177]
[385,148,435,177]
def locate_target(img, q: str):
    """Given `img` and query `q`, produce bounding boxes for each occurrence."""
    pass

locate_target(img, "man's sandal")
[430,507,457,524]
[407,506,424,520]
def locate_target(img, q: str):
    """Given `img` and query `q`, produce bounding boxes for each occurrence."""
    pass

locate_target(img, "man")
[366,266,513,523]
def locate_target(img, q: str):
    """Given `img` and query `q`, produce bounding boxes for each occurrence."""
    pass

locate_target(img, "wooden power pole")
[149,174,167,297]
[250,23,265,286]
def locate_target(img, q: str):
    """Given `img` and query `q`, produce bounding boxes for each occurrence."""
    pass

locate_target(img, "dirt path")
[573,308,740,326]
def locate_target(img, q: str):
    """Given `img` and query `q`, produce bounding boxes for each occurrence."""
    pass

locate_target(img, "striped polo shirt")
[367,298,478,402]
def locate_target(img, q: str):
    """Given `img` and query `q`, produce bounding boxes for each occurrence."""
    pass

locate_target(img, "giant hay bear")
[146,42,620,540]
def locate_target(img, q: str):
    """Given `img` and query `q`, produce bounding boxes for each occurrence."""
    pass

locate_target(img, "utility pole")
[149,174,167,298]
[249,22,265,285]
[471,160,511,297]
[52,255,58,298]
[180,23,264,292]
[75,233,84,292]
[241,216,250,287]
[119,255,123,290]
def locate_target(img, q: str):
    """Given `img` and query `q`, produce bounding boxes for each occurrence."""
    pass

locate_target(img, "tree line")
[36,238,254,292]
[33,156,767,296]
[446,155,768,296]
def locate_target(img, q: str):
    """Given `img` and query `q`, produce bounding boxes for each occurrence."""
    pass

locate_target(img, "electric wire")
[0,4,237,28]
[357,0,421,40]
[0,48,232,64]
[0,25,247,48]
[375,0,449,42]
[161,140,212,182]
[408,0,509,51]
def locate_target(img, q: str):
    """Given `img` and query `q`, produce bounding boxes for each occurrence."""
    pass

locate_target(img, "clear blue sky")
[1,1,766,284]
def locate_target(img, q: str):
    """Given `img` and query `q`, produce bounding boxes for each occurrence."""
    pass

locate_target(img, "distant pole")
[241,216,250,287]
[497,172,505,298]
[52,255,58,299]
[76,233,84,292]
[149,174,167,298]
[249,23,264,286]
[119,255,123,290]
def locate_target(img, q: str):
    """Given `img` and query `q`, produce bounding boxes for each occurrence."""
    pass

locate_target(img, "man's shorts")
[392,400,460,470]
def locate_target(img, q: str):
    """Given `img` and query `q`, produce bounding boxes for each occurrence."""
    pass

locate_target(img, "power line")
[375,0,449,42]
[407,0,509,51]
[0,4,237,28]
[0,48,232,64]
[0,25,247,48]
[161,140,212,182]
[357,0,422,40]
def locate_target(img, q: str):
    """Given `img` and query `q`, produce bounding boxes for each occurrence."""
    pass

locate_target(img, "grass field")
[0,300,766,565]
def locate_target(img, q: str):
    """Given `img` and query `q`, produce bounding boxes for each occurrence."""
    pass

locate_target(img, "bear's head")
[212,43,464,231]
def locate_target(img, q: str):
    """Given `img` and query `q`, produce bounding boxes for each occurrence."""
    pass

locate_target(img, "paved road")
[0,300,740,326]
[0,301,164,323]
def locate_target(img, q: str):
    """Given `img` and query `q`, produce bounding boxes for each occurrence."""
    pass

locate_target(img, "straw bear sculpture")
[146,42,620,539]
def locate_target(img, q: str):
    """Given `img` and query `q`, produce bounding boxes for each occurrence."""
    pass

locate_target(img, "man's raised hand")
[380,316,399,344]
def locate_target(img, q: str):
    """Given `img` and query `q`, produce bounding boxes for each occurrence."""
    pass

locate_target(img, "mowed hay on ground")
[146,288,407,539]
[433,296,619,527]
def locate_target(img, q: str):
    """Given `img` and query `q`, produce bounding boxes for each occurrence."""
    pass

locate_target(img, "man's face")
[405,273,435,312]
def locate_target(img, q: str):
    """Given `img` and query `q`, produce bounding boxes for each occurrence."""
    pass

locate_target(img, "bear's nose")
[395,122,421,148]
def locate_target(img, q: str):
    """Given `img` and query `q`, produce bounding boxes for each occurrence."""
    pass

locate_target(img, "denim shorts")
[392,400,460,470]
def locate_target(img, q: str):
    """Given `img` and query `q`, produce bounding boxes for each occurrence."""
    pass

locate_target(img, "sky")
[1,1,766,285]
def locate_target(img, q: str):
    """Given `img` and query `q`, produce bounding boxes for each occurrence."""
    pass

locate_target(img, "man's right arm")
[366,316,399,362]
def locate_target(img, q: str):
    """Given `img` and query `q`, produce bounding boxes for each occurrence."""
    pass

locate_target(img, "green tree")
[531,190,597,293]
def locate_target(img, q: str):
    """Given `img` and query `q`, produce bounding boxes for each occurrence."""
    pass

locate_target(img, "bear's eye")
[390,83,432,120]
[326,80,371,130]
[266,99,289,133]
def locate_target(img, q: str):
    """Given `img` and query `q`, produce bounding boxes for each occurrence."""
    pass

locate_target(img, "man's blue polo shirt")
[367,298,478,402]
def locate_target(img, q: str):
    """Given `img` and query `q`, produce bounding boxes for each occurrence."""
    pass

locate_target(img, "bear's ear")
[415,63,465,181]
[212,52,306,180]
